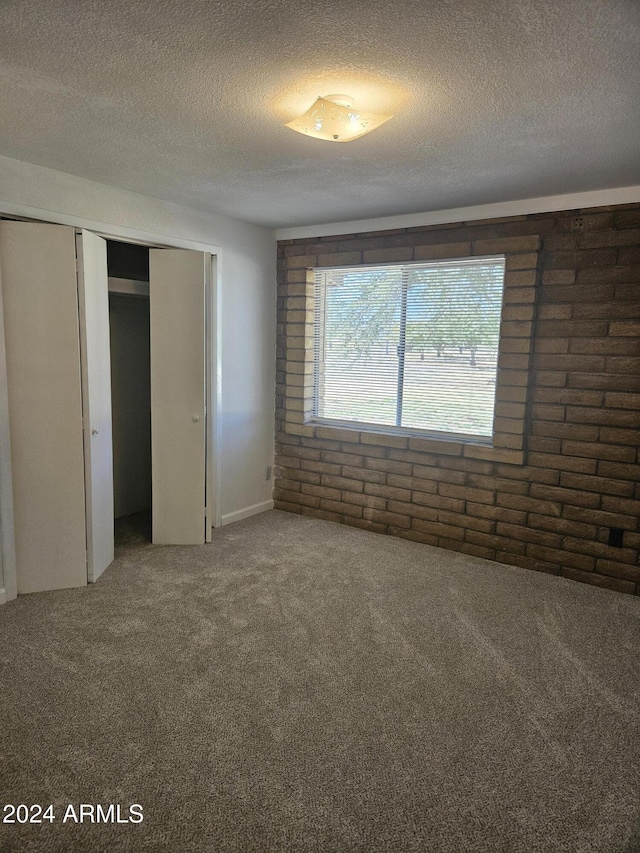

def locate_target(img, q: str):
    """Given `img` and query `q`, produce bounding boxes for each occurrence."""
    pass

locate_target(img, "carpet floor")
[1,509,639,852]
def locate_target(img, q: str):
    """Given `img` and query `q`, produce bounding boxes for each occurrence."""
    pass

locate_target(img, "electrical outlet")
[265,465,272,481]
[608,527,624,548]
[571,216,584,231]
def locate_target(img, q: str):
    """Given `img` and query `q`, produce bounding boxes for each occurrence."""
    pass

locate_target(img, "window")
[312,257,506,442]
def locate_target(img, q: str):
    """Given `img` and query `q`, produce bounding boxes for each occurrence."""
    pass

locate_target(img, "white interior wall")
[0,154,276,530]
[0,256,14,603]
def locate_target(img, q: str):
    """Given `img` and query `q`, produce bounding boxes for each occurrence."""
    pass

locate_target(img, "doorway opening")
[0,216,217,601]
[107,239,152,545]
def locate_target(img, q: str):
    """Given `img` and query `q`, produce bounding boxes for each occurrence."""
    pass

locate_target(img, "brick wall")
[274,204,640,595]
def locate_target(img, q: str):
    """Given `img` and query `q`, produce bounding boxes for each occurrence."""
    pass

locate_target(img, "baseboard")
[221,500,274,526]
[0,587,6,605]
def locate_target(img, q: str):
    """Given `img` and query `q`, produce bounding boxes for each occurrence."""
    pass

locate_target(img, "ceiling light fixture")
[285,94,392,143]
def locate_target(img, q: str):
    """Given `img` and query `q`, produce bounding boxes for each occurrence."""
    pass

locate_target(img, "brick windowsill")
[289,419,526,465]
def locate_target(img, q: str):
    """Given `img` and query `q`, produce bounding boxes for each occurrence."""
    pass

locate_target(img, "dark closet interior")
[107,240,152,524]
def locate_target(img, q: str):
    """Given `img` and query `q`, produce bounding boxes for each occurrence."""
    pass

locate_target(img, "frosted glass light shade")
[285,95,392,142]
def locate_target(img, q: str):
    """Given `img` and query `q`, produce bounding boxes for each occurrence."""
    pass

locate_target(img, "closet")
[109,292,152,520]
[107,242,152,523]
[0,221,210,595]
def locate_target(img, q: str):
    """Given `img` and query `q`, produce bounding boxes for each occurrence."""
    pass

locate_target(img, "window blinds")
[313,257,505,440]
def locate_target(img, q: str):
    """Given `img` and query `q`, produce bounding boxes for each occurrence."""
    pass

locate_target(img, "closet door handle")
[192,414,201,423]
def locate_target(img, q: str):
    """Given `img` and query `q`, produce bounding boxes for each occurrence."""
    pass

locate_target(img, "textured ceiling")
[0,0,638,229]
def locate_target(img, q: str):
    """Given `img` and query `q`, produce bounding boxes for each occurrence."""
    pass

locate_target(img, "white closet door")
[149,249,206,544]
[0,222,87,593]
[76,229,114,582]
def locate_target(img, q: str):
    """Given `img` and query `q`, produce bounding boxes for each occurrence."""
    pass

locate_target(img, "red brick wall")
[275,204,640,595]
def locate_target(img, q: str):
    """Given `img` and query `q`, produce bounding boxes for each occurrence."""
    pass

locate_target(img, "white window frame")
[310,256,506,444]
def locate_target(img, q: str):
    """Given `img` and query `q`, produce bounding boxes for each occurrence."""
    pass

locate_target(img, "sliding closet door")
[149,249,206,545]
[76,229,114,582]
[0,222,87,593]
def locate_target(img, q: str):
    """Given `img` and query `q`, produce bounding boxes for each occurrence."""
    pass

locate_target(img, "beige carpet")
[1,509,639,852]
